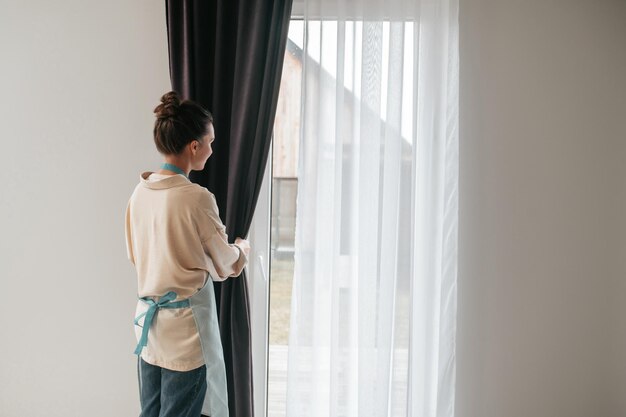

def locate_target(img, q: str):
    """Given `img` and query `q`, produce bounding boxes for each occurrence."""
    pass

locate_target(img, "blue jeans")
[138,357,207,417]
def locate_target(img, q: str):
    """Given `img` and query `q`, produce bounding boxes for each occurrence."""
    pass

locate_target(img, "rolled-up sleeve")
[195,191,248,280]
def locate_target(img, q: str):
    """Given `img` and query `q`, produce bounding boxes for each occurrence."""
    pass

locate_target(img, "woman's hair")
[153,91,214,155]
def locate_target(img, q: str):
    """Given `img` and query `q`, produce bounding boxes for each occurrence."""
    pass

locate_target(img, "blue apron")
[134,275,229,417]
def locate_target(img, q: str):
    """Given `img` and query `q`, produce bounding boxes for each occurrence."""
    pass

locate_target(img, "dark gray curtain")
[164,0,293,416]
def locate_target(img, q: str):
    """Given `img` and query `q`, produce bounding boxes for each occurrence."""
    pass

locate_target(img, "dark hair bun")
[154,91,181,120]
[152,91,214,155]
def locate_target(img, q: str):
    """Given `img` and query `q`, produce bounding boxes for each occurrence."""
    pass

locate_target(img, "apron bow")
[133,291,190,355]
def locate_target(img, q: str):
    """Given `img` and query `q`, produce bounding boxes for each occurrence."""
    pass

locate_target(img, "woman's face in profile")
[194,123,215,170]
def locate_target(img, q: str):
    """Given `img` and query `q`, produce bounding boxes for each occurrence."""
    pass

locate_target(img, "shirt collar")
[139,171,192,190]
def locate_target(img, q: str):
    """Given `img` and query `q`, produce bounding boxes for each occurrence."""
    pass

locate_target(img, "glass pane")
[268,18,303,417]
[269,18,416,417]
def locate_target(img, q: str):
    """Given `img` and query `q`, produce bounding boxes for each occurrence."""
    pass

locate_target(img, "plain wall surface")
[458,1,626,416]
[616,75,626,414]
[1,0,625,416]
[0,1,170,415]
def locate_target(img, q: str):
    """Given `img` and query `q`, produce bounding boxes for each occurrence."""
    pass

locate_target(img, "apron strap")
[133,291,190,355]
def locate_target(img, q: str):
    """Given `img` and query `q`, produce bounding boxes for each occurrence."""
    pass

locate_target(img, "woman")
[125,91,250,417]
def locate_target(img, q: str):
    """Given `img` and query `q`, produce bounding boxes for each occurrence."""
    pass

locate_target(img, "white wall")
[458,1,626,417]
[0,1,170,415]
[616,72,626,414]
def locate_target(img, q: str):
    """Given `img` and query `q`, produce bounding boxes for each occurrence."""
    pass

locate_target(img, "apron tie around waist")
[133,291,190,355]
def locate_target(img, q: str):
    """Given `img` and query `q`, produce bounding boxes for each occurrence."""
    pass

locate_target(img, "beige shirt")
[125,172,248,371]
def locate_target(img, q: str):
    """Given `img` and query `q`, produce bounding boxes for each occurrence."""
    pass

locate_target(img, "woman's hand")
[235,237,251,257]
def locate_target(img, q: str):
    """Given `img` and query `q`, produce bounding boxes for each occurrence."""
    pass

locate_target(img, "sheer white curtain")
[286,0,458,416]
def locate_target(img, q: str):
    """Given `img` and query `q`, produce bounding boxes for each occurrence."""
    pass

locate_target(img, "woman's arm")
[195,190,251,279]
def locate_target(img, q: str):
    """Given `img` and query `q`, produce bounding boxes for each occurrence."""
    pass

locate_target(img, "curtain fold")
[165,1,293,416]
[286,1,458,416]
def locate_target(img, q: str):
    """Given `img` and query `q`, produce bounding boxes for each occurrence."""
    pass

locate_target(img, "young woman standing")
[125,91,250,417]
